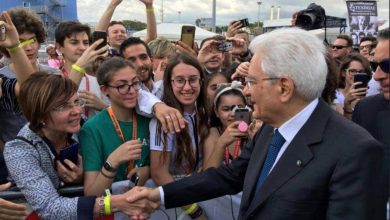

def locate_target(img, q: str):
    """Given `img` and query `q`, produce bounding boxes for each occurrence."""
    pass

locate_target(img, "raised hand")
[154,102,187,133]
[175,41,198,59]
[57,154,84,184]
[0,11,19,48]
[110,0,123,7]
[75,39,108,69]
[231,62,250,81]
[78,90,108,110]
[226,37,248,56]
[226,20,242,38]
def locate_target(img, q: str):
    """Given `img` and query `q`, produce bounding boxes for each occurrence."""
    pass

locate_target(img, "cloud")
[78,0,389,26]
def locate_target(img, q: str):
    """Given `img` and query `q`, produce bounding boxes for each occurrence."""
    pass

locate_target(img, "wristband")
[98,196,105,217]
[343,108,353,114]
[100,170,115,179]
[71,64,86,74]
[6,43,21,53]
[184,203,198,215]
[104,196,111,216]
[188,206,204,219]
[146,7,154,12]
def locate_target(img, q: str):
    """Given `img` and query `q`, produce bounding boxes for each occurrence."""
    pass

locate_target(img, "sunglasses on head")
[370,59,390,74]
[332,45,348,50]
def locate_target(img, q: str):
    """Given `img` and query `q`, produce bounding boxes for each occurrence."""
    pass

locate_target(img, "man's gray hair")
[249,28,327,101]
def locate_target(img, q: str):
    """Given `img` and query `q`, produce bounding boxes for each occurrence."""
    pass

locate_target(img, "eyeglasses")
[332,45,349,50]
[370,59,390,74]
[106,80,141,95]
[346,69,365,75]
[244,77,280,88]
[171,76,201,88]
[359,44,372,51]
[54,99,84,112]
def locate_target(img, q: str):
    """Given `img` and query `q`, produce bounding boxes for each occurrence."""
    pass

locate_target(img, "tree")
[122,20,147,31]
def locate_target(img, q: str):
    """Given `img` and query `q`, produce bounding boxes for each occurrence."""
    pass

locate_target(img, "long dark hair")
[161,53,209,174]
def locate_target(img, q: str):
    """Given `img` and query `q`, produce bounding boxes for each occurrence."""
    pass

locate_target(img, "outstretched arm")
[0,12,34,96]
[140,0,157,43]
[95,0,123,31]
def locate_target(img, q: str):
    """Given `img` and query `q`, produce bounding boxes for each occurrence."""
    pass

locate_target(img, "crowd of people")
[0,0,389,219]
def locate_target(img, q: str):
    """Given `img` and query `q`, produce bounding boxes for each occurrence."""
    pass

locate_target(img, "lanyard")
[61,67,90,118]
[225,139,241,165]
[107,107,137,173]
[189,115,199,172]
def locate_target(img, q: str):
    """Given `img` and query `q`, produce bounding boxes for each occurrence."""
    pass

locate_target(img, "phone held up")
[181,25,195,48]
[237,18,249,28]
[92,31,108,52]
[59,142,79,169]
[353,73,371,90]
[216,40,233,52]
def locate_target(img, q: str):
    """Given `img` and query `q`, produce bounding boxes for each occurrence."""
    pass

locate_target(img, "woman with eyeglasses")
[336,53,372,118]
[149,53,209,219]
[79,58,151,197]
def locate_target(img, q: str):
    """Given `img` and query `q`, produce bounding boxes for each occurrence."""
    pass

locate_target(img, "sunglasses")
[332,45,349,50]
[370,59,390,74]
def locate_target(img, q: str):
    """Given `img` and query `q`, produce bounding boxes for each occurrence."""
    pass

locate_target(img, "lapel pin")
[296,160,302,167]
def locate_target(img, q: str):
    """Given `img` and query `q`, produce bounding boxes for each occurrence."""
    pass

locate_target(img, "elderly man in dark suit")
[128,28,388,220]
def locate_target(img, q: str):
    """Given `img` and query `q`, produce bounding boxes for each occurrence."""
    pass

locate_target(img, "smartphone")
[180,25,196,48]
[131,174,140,186]
[353,73,371,89]
[0,26,5,41]
[59,143,79,168]
[217,40,233,52]
[92,31,108,51]
[237,18,249,28]
[233,106,252,124]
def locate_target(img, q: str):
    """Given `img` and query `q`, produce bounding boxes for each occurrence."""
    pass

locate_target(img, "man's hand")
[226,20,242,38]
[175,41,198,59]
[126,186,161,207]
[0,182,28,219]
[0,12,20,49]
[75,39,108,69]
[57,155,84,184]
[153,102,186,133]
[227,37,248,56]
[115,187,160,220]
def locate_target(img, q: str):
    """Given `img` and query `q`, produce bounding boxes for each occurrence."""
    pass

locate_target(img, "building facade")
[0,0,77,40]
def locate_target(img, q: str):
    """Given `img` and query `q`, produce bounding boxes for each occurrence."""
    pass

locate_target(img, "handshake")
[120,186,161,220]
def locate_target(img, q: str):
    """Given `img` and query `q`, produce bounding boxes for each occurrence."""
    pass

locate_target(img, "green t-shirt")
[79,109,150,182]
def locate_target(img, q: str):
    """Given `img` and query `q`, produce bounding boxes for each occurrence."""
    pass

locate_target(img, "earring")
[40,122,46,128]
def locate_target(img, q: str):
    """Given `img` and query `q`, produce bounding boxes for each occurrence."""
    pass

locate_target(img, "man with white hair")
[128,28,387,220]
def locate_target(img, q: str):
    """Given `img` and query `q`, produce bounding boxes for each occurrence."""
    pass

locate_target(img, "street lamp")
[178,11,182,23]
[257,1,262,28]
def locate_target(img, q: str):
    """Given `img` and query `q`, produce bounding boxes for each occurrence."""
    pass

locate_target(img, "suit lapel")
[244,100,331,216]
[240,125,274,212]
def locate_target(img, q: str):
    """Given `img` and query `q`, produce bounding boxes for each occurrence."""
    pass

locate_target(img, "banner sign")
[346,1,378,46]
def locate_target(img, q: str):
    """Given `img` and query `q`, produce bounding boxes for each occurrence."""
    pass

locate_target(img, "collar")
[278,99,319,143]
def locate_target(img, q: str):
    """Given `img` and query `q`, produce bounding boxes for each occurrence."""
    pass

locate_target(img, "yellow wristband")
[146,7,154,12]
[104,196,111,216]
[6,44,21,53]
[71,64,86,74]
[184,203,198,215]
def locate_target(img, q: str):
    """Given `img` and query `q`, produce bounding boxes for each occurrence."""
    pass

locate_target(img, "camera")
[238,18,249,28]
[216,40,233,52]
[296,3,326,30]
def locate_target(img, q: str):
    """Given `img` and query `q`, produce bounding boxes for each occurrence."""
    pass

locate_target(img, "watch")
[103,161,117,172]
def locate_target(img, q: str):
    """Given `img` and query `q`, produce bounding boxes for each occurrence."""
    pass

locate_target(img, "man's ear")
[279,77,294,103]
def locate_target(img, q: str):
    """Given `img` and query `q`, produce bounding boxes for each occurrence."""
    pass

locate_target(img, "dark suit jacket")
[163,100,388,220]
[352,94,390,194]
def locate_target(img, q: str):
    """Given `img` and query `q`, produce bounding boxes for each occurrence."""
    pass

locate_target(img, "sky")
[77,0,390,26]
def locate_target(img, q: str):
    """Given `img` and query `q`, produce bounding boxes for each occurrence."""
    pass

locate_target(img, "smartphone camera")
[353,73,371,90]
[0,26,5,41]
[238,18,249,28]
[216,40,233,52]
